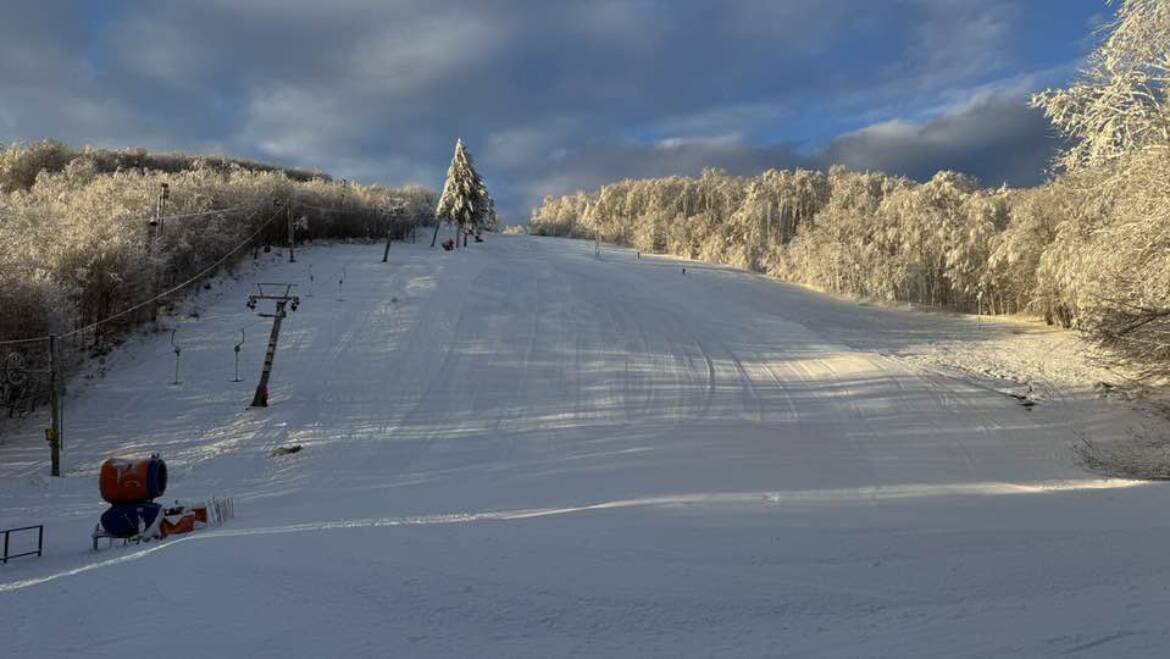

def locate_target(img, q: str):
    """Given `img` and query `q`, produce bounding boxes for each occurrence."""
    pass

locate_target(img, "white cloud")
[349,12,507,93]
[654,134,742,150]
[239,86,352,159]
[651,102,786,140]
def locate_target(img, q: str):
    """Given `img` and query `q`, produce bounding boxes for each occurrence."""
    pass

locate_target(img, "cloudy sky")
[1,1,1108,220]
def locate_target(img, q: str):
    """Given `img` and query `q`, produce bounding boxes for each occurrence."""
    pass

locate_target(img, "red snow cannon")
[160,503,210,536]
[99,455,167,504]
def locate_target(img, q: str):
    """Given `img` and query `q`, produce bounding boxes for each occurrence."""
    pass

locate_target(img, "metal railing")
[1,525,44,564]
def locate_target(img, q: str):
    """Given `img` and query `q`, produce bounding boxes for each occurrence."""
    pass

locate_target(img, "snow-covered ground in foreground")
[1,235,1167,658]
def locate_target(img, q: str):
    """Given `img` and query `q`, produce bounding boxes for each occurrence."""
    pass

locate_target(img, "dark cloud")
[813,91,1059,187]
[0,1,1100,220]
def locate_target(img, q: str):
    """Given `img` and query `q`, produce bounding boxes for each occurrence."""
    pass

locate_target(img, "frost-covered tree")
[433,139,493,248]
[479,190,498,235]
[1032,0,1170,172]
[1031,0,1170,373]
[0,141,436,417]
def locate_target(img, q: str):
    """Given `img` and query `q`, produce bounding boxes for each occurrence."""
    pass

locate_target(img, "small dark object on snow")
[474,235,484,243]
[442,238,455,251]
[1008,384,1036,409]
[682,267,687,275]
[271,444,303,457]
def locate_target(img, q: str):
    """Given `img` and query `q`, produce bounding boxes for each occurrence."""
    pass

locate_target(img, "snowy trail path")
[1,236,1167,657]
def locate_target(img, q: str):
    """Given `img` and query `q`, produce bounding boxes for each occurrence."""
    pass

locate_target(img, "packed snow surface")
[1,236,1166,657]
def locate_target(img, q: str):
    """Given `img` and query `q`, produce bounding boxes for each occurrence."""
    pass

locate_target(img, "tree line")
[0,142,436,415]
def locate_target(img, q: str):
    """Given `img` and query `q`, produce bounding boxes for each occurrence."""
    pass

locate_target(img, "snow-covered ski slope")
[1,235,1166,657]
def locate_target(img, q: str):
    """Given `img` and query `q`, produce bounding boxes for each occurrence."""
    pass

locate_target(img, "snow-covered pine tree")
[479,189,497,236]
[433,139,493,248]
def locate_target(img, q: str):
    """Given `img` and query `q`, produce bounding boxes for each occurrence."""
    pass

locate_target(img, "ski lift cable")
[0,204,246,226]
[0,202,282,346]
[0,335,51,347]
[60,206,280,339]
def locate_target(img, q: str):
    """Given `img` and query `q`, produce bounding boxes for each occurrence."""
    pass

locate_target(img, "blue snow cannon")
[99,502,164,539]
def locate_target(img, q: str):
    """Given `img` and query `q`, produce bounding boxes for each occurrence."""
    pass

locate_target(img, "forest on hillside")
[0,141,436,414]
[531,0,1170,381]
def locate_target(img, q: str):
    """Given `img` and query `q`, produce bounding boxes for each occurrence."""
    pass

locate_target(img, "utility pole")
[148,183,169,323]
[246,284,300,408]
[148,214,159,323]
[382,207,393,263]
[232,329,245,382]
[287,202,296,263]
[146,218,158,323]
[47,335,61,477]
[170,329,182,385]
[156,182,169,236]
